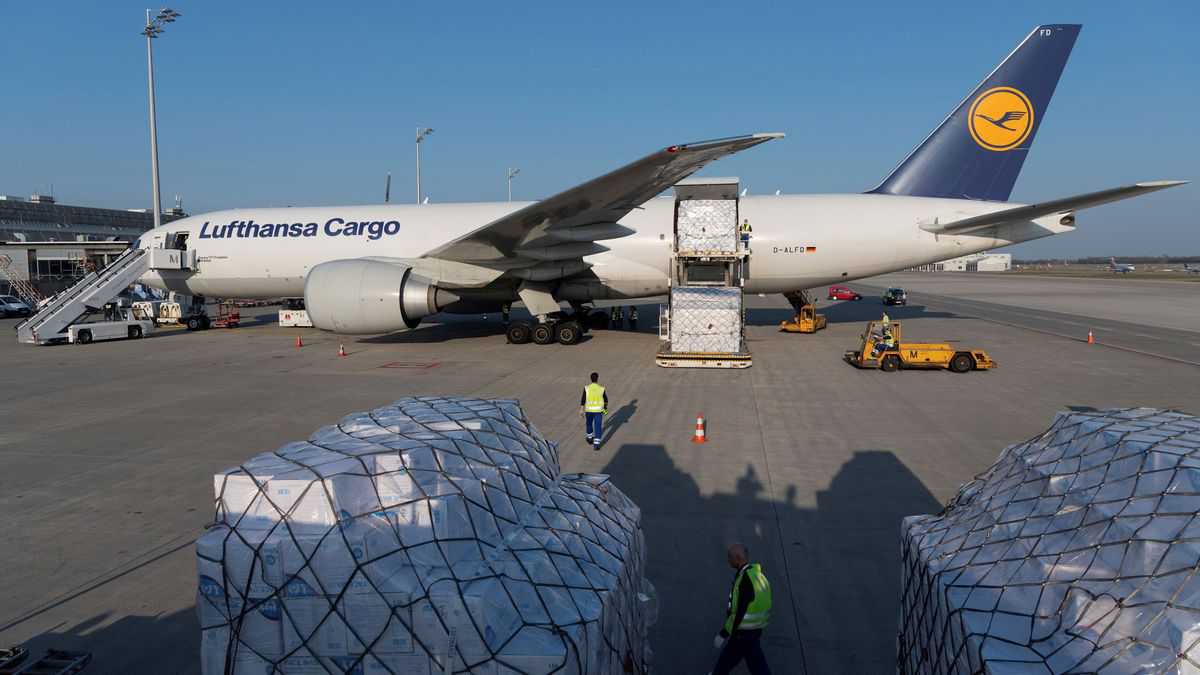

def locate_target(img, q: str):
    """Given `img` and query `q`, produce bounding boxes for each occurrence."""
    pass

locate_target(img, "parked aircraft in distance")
[1107,257,1137,274]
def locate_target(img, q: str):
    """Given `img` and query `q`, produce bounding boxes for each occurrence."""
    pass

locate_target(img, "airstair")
[0,254,44,305]
[656,177,751,368]
[16,247,151,345]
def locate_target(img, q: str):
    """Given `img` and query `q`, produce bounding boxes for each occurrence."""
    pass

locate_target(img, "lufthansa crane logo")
[968,87,1034,151]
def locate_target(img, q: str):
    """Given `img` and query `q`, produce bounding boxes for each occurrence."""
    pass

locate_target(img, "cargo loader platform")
[656,177,752,368]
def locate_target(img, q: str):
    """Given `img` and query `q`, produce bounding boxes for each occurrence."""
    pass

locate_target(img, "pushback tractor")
[844,320,996,373]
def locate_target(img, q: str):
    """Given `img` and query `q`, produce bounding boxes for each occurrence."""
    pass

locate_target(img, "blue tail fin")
[870,24,1081,202]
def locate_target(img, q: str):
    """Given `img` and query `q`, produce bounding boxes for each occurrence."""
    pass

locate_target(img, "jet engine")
[304,259,458,334]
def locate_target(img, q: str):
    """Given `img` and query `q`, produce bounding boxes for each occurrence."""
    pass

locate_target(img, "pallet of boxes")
[656,177,751,368]
[196,396,657,674]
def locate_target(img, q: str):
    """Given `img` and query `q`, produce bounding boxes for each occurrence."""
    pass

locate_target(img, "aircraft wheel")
[586,311,609,330]
[950,353,974,373]
[556,321,582,345]
[881,355,900,372]
[77,330,93,344]
[531,323,556,345]
[506,322,532,344]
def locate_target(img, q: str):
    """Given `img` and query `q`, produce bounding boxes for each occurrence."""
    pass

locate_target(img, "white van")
[67,306,156,344]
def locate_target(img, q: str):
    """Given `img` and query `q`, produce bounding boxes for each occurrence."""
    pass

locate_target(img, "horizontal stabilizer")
[921,181,1188,235]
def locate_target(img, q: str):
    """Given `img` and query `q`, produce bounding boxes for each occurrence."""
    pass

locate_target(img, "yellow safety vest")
[724,563,772,632]
[740,221,752,234]
[584,383,606,413]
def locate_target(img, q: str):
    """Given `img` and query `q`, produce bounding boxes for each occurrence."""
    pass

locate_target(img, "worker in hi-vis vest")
[740,218,753,250]
[711,543,773,675]
[580,372,608,450]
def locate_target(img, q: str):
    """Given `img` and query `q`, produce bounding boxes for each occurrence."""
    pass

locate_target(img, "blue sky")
[1,1,1196,257]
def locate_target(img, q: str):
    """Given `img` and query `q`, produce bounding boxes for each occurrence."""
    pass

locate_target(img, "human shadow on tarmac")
[602,398,638,444]
[18,607,200,674]
[600,443,941,674]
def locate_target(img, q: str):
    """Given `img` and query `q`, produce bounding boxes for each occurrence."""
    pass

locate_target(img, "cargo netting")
[197,396,656,674]
[899,408,1200,674]
[667,286,743,354]
[675,199,737,254]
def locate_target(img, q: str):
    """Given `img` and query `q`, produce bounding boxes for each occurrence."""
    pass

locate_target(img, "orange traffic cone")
[338,343,347,357]
[1087,331,1094,345]
[295,335,303,348]
[692,414,707,444]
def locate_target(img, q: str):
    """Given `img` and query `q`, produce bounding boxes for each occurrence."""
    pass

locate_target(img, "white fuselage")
[137,193,1073,302]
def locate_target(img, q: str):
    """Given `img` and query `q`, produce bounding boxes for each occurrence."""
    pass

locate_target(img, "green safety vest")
[584,383,606,413]
[724,563,772,632]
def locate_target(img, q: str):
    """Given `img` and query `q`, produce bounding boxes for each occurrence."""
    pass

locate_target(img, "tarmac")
[2,272,1199,674]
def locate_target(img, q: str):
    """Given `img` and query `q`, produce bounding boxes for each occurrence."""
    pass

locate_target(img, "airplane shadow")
[599,444,942,674]
[358,318,509,344]
[745,301,960,327]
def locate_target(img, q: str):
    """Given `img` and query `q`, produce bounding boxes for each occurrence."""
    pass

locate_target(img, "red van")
[827,285,862,301]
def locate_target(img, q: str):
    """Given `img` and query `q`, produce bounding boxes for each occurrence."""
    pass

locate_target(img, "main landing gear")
[507,308,600,346]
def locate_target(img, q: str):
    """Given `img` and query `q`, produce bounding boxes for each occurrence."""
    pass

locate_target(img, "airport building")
[0,193,185,298]
[910,252,1012,272]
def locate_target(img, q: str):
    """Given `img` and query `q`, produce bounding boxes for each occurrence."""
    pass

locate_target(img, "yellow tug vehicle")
[845,320,997,373]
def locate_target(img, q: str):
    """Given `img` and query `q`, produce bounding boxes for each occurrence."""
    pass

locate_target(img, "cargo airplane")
[136,24,1185,345]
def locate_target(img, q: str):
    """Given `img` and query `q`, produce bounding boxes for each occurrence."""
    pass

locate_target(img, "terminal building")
[0,193,185,298]
[910,252,1012,273]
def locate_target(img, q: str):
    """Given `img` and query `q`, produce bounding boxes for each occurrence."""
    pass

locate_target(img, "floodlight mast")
[415,127,434,204]
[507,167,520,202]
[142,8,182,229]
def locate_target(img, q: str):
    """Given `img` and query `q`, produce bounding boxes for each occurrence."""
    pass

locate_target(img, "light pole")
[415,127,433,204]
[142,8,181,230]
[506,167,520,202]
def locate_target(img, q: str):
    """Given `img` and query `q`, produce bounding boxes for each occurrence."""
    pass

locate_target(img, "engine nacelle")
[304,259,457,334]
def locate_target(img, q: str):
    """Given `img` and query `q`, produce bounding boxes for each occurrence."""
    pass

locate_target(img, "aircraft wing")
[921,180,1188,235]
[422,133,783,274]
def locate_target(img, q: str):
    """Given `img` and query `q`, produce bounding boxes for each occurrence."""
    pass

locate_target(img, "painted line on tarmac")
[854,283,1200,367]
[944,304,1200,368]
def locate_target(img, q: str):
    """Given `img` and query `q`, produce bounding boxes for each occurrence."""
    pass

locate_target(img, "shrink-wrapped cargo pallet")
[197,396,656,674]
[668,286,742,353]
[675,199,737,254]
[899,408,1200,674]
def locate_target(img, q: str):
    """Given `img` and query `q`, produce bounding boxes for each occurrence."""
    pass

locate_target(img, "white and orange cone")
[295,335,303,348]
[1087,331,1094,345]
[338,343,347,357]
[692,414,707,444]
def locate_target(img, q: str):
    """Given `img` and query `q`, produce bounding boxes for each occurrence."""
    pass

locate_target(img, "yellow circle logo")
[968,87,1034,151]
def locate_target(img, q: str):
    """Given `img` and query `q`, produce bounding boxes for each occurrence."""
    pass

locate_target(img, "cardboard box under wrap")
[197,397,655,675]
[668,286,743,353]
[676,199,737,253]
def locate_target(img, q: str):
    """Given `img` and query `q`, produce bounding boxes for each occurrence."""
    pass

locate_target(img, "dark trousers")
[712,629,772,675]
[585,412,603,445]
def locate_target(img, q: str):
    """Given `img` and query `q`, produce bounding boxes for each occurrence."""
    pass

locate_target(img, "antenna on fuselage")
[385,172,391,203]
